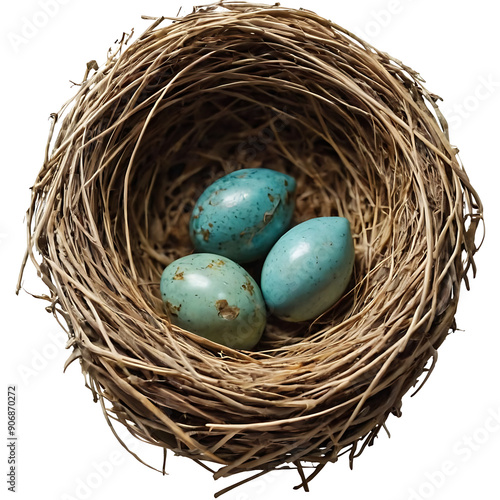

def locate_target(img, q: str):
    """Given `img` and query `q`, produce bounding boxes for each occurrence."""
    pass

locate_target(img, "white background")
[1,1,498,499]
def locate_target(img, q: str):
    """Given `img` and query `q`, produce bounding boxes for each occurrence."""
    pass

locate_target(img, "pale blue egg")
[160,253,266,349]
[189,168,296,263]
[261,217,354,322]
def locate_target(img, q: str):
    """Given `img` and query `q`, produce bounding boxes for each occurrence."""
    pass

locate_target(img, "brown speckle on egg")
[215,299,240,320]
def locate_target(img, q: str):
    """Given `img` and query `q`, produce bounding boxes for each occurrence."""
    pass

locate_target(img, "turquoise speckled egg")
[160,253,266,349]
[260,217,354,322]
[189,168,296,263]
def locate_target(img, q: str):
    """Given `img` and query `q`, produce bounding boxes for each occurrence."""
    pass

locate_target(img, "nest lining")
[18,1,483,495]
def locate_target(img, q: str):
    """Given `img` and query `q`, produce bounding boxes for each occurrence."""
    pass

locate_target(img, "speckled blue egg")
[189,168,296,263]
[160,253,266,350]
[261,217,355,322]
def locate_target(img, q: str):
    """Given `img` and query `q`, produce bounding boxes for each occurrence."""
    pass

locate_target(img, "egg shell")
[189,168,296,263]
[160,253,266,350]
[261,217,354,322]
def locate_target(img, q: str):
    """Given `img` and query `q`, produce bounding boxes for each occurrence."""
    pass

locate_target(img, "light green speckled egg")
[160,253,266,350]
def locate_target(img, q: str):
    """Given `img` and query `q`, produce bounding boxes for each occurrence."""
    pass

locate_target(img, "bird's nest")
[18,1,483,496]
